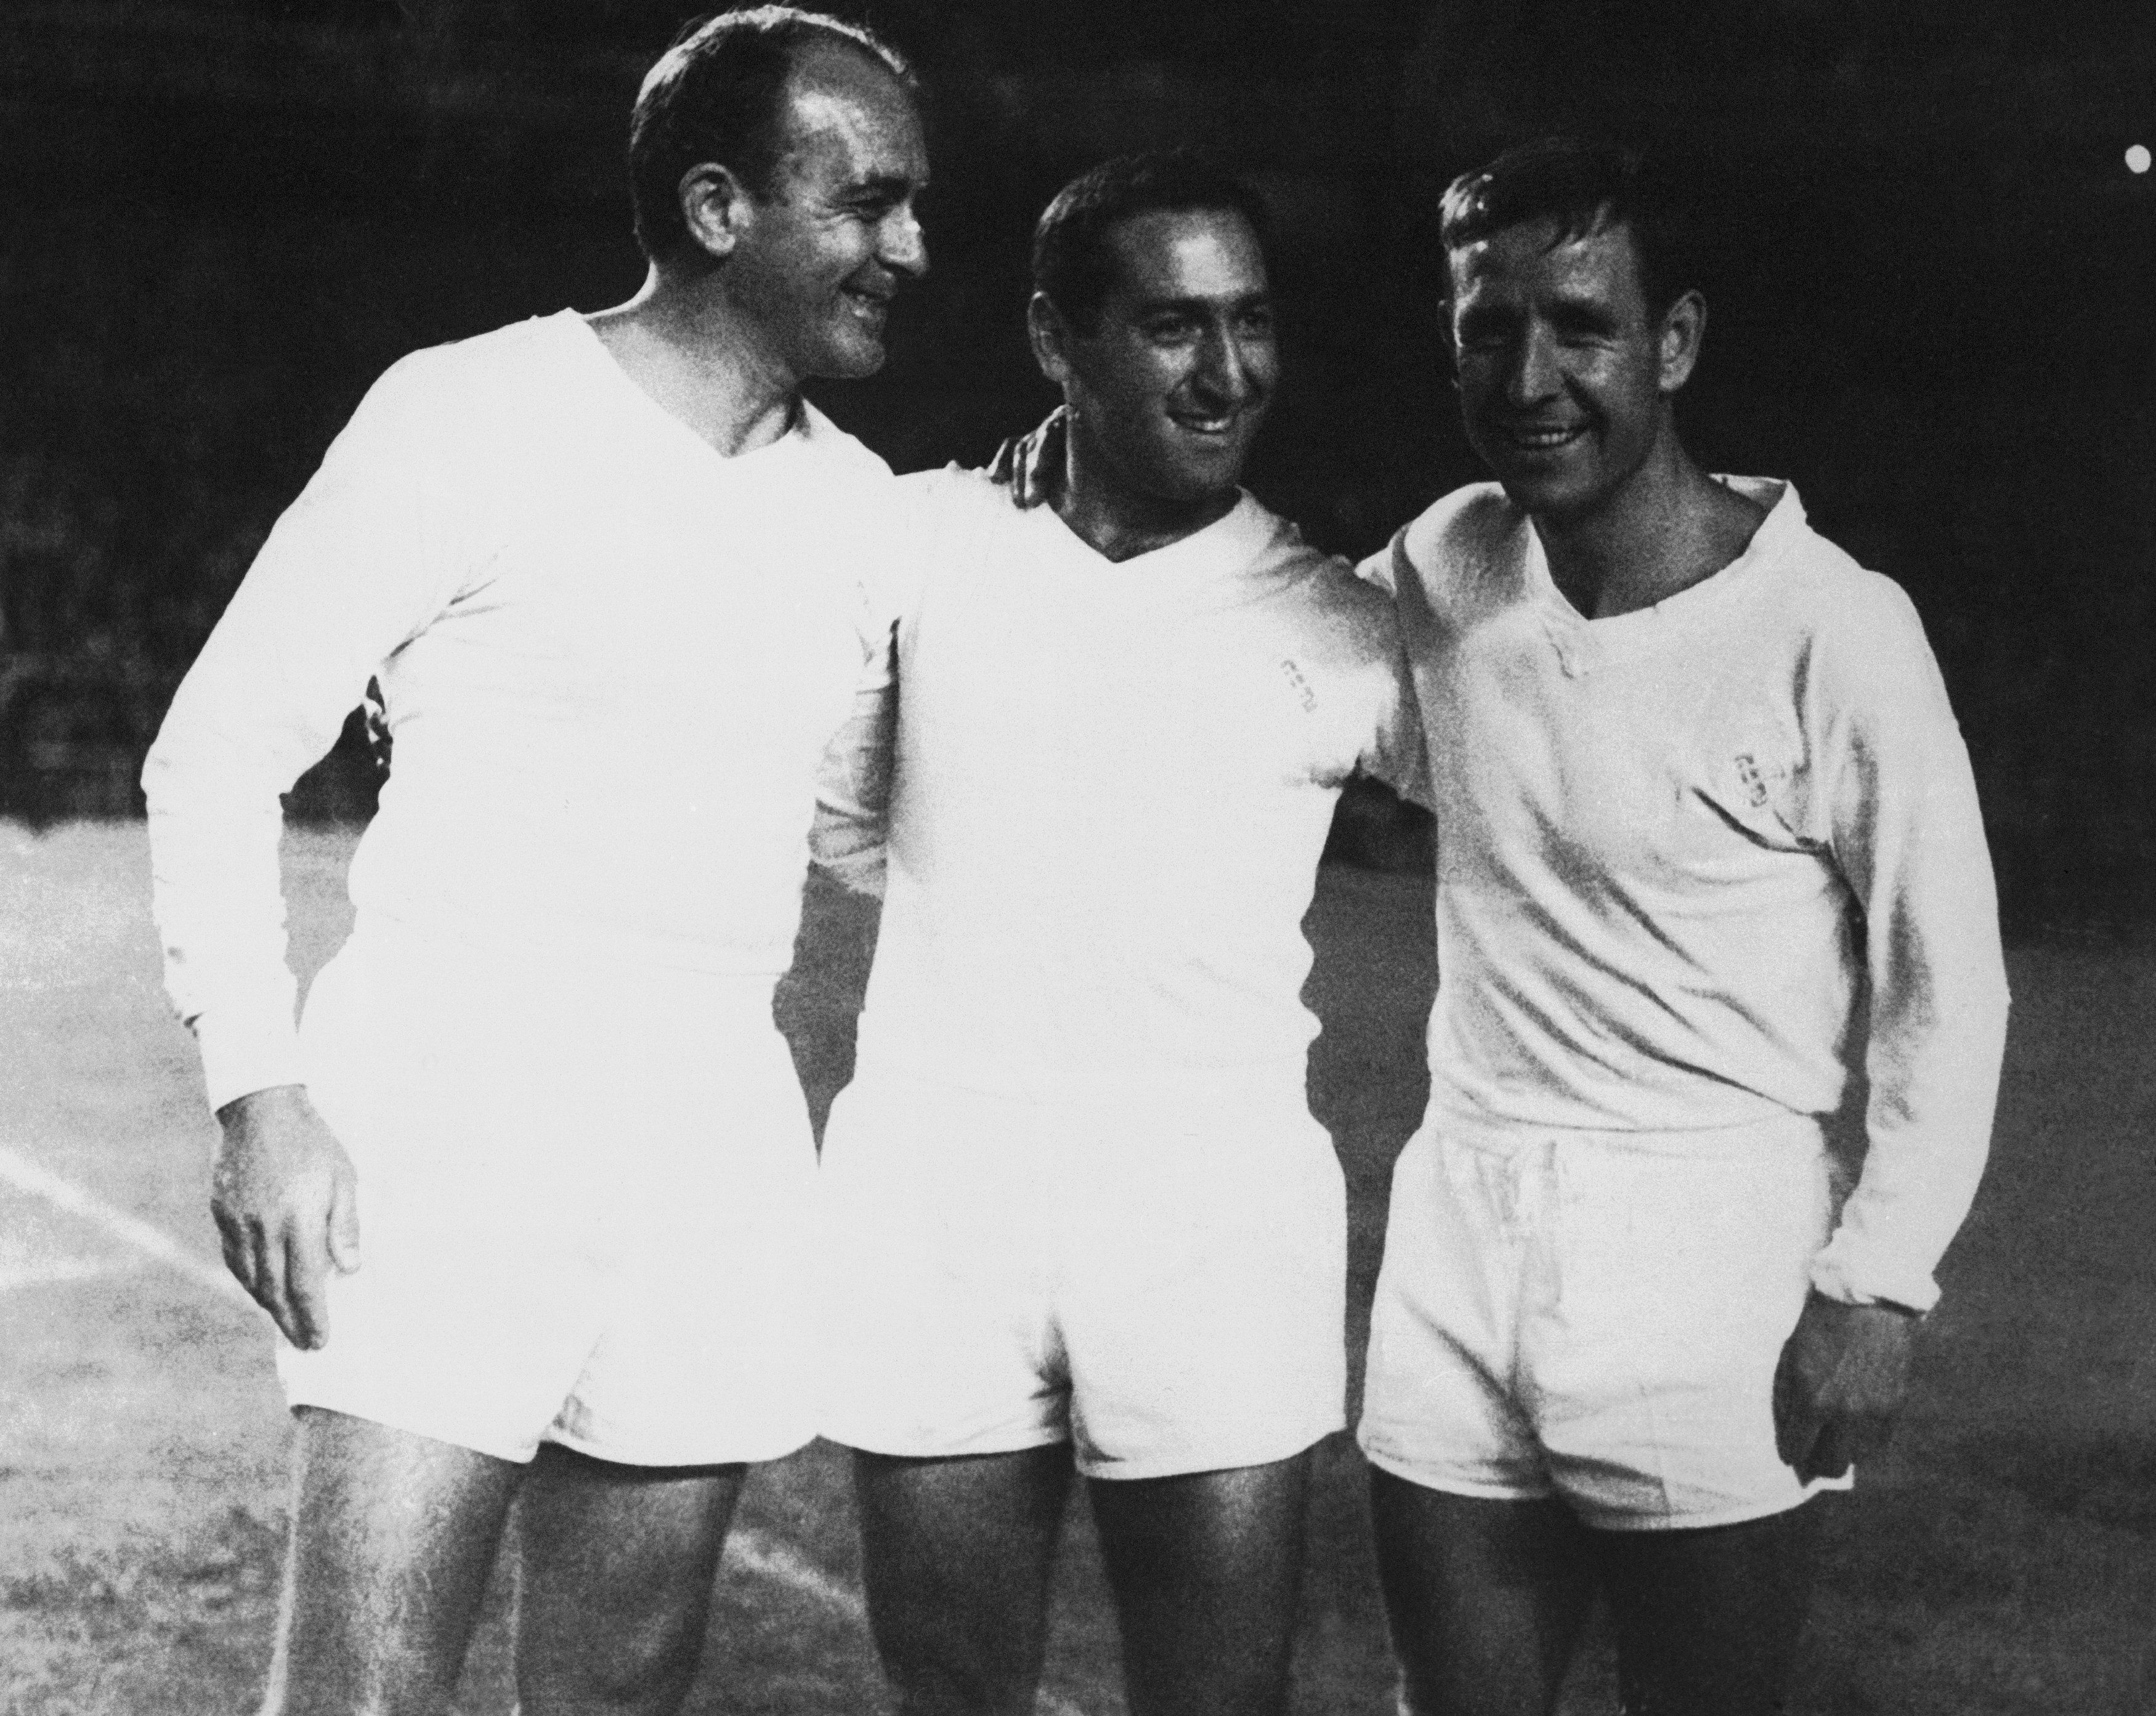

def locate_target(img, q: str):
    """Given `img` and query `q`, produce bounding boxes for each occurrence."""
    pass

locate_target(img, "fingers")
[1770,1344,1820,1470]
[328,1159,363,1276]
[1791,1410,1852,1481]
[283,1221,330,1351]
[1775,1354,1900,1481]
[213,1204,249,1295]
[987,437,1019,485]
[1836,1398,1901,1473]
[1016,407,1068,509]
[210,1191,336,1349]
[246,1213,307,1347]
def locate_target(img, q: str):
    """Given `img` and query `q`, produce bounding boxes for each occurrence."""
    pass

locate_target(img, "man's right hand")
[211,1083,360,1350]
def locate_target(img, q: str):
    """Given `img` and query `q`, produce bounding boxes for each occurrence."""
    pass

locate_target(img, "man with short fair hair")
[815,151,1424,1716]
[142,10,928,1710]
[1356,137,2009,1715]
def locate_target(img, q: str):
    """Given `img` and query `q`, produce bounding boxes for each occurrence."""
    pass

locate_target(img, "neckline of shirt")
[1523,477,1802,668]
[546,308,838,476]
[1033,488,1279,591]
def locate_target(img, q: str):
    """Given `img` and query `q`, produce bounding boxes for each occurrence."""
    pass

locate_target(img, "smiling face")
[720,42,929,383]
[1448,213,1698,527]
[1039,206,1278,517]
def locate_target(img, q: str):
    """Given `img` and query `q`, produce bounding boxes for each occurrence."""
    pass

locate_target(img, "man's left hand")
[1772,1291,1921,1482]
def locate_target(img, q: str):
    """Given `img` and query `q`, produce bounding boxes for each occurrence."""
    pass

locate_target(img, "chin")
[1145,466,1238,508]
[821,347,886,382]
[807,322,890,382]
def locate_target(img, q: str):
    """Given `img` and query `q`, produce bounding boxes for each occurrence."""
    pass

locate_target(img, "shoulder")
[1404,480,1519,565]
[792,399,898,487]
[1746,491,1935,673]
[1732,492,1947,722]
[1241,501,1402,662]
[894,461,1005,517]
[349,314,589,445]
[887,463,1021,557]
[1363,482,1517,593]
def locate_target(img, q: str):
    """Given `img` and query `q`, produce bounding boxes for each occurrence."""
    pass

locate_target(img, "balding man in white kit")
[140,10,928,1712]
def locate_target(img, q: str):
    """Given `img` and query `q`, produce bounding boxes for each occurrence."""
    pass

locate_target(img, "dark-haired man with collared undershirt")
[1356,137,2009,1715]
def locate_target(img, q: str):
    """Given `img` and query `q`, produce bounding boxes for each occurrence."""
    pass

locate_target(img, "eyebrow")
[1456,289,1619,331]
[845,170,925,200]
[1129,288,1273,314]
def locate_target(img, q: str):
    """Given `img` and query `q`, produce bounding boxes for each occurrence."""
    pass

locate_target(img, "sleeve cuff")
[194,1011,308,1118]
[1807,1245,1940,1316]
[811,849,887,899]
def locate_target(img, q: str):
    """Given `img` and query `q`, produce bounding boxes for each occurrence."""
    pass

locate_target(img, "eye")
[1236,304,1277,337]
[1143,314,1197,342]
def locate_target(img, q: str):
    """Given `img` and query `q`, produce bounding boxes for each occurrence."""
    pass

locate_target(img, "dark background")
[2,0,2151,936]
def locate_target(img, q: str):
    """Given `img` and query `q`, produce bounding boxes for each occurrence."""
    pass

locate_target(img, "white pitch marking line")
[724,1528,1094,1716]
[725,1527,868,1622]
[0,1152,1097,1714]
[0,1143,253,1308]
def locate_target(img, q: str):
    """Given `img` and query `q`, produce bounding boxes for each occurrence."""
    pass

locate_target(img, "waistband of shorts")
[1425,1104,1828,1162]
[851,1046,1312,1119]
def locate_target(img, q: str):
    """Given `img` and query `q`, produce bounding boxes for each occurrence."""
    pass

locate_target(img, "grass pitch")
[2,823,2150,1713]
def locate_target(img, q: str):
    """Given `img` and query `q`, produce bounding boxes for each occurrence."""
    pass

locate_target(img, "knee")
[519,1609,705,1716]
[885,1665,1041,1716]
[875,1629,1043,1716]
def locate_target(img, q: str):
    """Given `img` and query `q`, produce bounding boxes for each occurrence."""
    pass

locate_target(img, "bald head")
[628,6,916,266]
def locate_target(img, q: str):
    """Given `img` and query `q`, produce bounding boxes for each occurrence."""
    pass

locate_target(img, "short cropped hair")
[1031,150,1270,336]
[629,6,914,264]
[1439,137,1689,318]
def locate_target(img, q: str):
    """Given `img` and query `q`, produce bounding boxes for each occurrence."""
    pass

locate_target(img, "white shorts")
[1358,1111,1852,1530]
[819,1063,1347,1480]
[277,923,821,1467]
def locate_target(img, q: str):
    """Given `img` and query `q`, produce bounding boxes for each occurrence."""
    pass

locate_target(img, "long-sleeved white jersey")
[144,309,902,1113]
[1364,477,2010,1312]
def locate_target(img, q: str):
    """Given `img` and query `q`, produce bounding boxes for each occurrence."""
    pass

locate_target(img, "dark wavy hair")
[1032,149,1270,335]
[628,6,914,265]
[1439,136,1690,317]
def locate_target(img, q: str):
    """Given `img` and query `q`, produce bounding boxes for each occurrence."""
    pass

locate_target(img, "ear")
[676,161,757,264]
[1656,288,1707,395]
[1027,291,1076,390]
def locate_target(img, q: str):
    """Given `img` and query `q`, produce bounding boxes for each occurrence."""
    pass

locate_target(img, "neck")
[1534,439,1765,620]
[1053,424,1238,564]
[585,266,801,458]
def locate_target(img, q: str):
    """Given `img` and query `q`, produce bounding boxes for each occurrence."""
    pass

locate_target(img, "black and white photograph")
[2,2,2150,1712]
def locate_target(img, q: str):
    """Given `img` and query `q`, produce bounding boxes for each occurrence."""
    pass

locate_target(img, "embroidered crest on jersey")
[1277,658,1318,713]
[1734,752,1770,807]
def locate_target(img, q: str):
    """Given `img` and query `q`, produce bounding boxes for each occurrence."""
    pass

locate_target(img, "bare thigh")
[853,1444,1075,1716]
[263,1407,525,1716]
[1088,1450,1315,1716]
[516,1444,748,1716]
[1590,1499,1830,1716]
[1368,1469,1599,1716]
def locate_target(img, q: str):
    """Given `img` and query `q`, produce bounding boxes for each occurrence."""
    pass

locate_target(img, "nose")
[1193,323,1260,405]
[879,203,928,278]
[1505,323,1560,405]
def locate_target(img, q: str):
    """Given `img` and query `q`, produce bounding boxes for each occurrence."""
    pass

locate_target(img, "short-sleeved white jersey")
[144,310,904,1112]
[839,468,1424,1101]
[1366,477,2010,1311]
